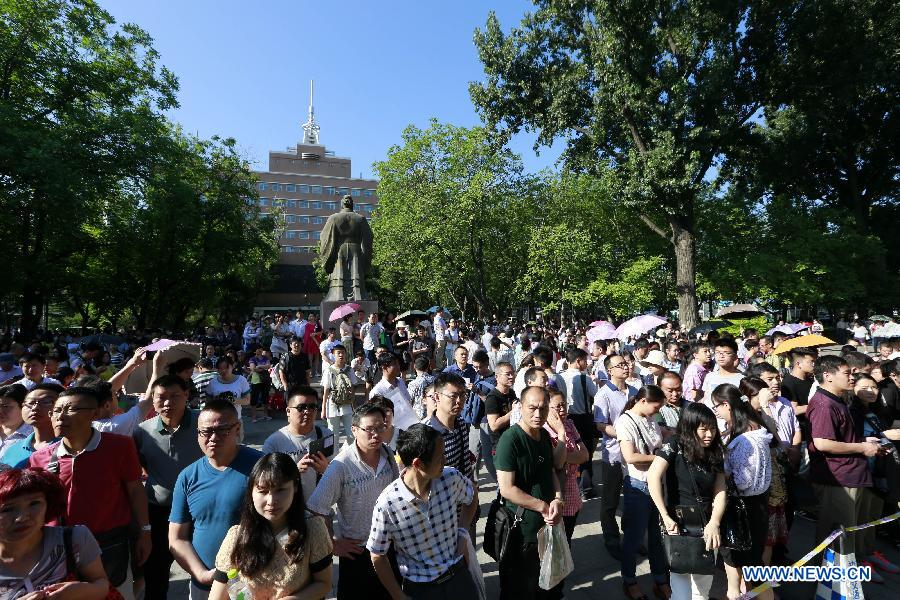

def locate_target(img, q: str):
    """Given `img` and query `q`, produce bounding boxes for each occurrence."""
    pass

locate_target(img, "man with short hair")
[487,336,514,372]
[370,353,414,428]
[408,355,436,419]
[289,309,309,340]
[262,385,332,501]
[807,355,883,561]
[29,387,151,588]
[514,345,554,397]
[593,354,638,556]
[322,344,363,444]
[655,371,685,429]
[682,341,712,401]
[281,335,312,391]
[590,339,610,382]
[0,352,23,385]
[662,341,683,373]
[308,404,400,600]
[0,384,60,468]
[133,374,204,600]
[423,373,475,486]
[320,327,341,368]
[14,352,60,390]
[360,313,385,365]
[700,338,745,418]
[367,424,478,598]
[169,399,263,600]
[410,325,435,372]
[494,386,564,598]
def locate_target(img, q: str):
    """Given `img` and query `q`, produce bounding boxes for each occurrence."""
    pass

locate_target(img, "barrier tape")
[735,509,900,600]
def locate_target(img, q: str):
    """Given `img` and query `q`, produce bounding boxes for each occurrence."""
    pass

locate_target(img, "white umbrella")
[614,315,667,340]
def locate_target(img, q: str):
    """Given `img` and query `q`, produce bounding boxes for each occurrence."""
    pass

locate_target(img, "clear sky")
[97,0,562,179]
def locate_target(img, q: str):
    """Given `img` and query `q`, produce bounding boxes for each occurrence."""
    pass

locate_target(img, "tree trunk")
[670,219,700,330]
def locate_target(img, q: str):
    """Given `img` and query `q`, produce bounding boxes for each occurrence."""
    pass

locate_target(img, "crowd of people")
[1,309,899,600]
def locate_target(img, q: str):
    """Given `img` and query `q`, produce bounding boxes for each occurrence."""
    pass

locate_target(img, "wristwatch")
[141,524,152,532]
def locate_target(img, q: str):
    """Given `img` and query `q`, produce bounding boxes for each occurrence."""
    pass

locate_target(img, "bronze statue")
[319,195,373,301]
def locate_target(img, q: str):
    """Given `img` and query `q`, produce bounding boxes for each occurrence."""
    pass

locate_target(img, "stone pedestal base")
[320,299,380,331]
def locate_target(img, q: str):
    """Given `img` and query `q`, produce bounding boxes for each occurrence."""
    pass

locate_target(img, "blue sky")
[98,0,562,179]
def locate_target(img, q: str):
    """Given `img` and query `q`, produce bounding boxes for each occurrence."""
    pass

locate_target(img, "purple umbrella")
[614,315,667,340]
[587,322,617,342]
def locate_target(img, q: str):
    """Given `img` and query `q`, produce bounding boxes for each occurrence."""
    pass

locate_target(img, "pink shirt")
[682,362,709,402]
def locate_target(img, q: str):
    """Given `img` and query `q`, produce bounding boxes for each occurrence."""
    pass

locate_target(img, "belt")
[403,558,465,589]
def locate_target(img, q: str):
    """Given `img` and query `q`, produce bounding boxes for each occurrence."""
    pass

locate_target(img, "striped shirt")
[423,413,472,480]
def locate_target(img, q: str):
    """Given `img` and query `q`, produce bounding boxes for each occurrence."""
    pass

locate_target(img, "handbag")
[721,474,752,551]
[63,527,125,600]
[660,456,718,574]
[483,493,525,563]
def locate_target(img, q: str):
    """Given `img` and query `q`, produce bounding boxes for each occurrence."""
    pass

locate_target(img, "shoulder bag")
[721,473,752,551]
[660,454,717,574]
[63,527,125,600]
[484,492,526,564]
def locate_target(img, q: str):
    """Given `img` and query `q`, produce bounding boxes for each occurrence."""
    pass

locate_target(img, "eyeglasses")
[355,424,387,435]
[198,423,239,439]
[23,399,56,409]
[438,391,465,402]
[50,406,95,417]
[289,403,318,412]
[715,352,735,357]
[609,363,629,370]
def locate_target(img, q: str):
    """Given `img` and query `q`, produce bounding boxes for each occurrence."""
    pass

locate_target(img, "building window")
[311,201,321,209]
[365,204,374,213]
[300,216,310,224]
[272,198,284,207]
[285,230,296,239]
[285,184,296,192]
[311,185,322,194]
[282,245,293,253]
[351,188,362,197]
[324,186,335,196]
[270,183,280,192]
[324,201,336,210]
[299,200,309,209]
[287,200,297,208]
[299,184,310,194]
[299,231,310,240]
[285,215,296,224]
[313,231,321,240]
[337,187,349,195]
[258,198,269,207]
[313,216,324,225]
[258,183,267,191]
[244,198,255,206]
[364,189,374,197]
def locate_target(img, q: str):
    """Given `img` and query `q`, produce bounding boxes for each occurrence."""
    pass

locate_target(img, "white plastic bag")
[458,528,486,600]
[537,523,574,590]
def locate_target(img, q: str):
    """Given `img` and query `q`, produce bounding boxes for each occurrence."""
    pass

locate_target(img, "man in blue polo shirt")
[169,398,262,600]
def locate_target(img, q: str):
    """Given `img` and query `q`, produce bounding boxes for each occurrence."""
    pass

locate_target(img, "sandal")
[624,583,649,600]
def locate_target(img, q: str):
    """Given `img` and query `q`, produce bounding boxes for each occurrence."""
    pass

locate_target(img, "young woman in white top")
[710,383,775,600]
[616,385,670,600]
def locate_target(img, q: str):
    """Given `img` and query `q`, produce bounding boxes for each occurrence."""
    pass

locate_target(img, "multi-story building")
[254,82,378,310]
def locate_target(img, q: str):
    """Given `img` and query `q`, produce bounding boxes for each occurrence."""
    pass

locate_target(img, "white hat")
[640,350,666,369]
[396,321,408,329]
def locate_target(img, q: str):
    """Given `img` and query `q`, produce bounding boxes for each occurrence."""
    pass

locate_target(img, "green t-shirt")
[493,423,556,542]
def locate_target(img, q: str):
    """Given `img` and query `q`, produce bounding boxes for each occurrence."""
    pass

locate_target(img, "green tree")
[0,0,177,336]
[372,120,535,318]
[471,1,791,329]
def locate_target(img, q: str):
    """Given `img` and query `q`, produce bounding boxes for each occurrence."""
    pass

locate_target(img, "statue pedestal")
[321,299,380,331]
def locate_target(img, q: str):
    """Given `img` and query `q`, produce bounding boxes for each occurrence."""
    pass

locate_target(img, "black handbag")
[721,474,752,551]
[484,493,525,563]
[661,458,717,574]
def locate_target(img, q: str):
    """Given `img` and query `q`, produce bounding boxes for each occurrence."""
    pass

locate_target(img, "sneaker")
[861,561,885,584]
[868,551,900,574]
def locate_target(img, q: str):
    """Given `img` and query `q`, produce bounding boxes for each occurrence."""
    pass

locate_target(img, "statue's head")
[342,195,353,210]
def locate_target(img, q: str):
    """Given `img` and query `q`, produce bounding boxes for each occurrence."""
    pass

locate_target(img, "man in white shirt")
[370,353,416,430]
[289,309,308,340]
[321,344,363,444]
[701,338,745,429]
[433,308,448,370]
[360,313,385,365]
[319,328,339,368]
[0,353,23,385]
[14,353,61,390]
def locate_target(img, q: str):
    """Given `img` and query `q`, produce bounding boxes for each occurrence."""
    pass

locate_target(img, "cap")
[396,321,407,329]
[640,350,666,369]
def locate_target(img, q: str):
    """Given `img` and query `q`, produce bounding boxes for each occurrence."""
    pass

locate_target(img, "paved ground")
[143,409,900,600]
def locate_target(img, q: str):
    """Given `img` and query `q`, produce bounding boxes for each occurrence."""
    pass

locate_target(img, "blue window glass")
[365,204,374,213]
[313,216,324,225]
[337,187,349,195]
[299,200,309,209]
[299,184,310,194]
[285,215,296,224]
[351,188,362,197]
[311,201,321,209]
[324,186,335,196]
[300,216,310,224]
[258,198,269,207]
[258,183,267,191]
[313,231,321,240]
[287,200,297,208]
[285,230,296,239]
[324,201,336,210]
[299,231,310,240]
[272,198,284,207]
[364,189,374,197]
[311,185,322,194]
[285,184,296,192]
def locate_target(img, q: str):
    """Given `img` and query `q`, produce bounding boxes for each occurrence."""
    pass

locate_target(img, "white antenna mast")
[301,80,320,145]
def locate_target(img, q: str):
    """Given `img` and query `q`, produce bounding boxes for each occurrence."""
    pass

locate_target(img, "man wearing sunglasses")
[263,385,332,501]
[169,398,263,600]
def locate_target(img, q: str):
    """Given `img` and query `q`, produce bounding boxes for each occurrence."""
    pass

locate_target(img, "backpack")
[270,360,285,391]
[329,365,355,406]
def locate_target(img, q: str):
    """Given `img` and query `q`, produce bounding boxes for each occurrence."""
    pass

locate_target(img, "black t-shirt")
[282,352,310,387]
[485,387,517,446]
[655,438,721,509]
[879,380,900,424]
[781,373,813,407]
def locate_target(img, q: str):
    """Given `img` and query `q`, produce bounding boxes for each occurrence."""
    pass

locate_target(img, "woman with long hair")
[648,403,726,600]
[210,453,333,600]
[710,383,775,600]
[616,385,670,600]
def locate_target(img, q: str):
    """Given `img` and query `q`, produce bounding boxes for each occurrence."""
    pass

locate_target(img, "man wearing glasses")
[700,338,745,428]
[29,386,151,589]
[169,398,263,600]
[0,384,61,469]
[307,403,400,600]
[263,385,332,501]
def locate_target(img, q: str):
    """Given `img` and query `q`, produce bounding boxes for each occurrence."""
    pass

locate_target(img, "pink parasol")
[329,303,361,322]
[614,314,667,340]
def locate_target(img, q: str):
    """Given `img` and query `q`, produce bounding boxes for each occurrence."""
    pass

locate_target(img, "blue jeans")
[621,476,668,585]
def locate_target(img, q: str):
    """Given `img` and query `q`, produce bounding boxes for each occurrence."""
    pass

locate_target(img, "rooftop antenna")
[301,80,320,145]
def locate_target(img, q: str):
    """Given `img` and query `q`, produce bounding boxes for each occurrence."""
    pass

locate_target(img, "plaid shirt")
[544,418,582,516]
[366,467,474,582]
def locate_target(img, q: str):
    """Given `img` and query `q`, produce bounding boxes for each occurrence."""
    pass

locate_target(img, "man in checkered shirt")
[367,424,478,598]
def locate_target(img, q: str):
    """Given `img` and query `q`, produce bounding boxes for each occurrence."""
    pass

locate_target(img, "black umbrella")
[78,333,125,346]
[689,321,732,335]
[396,310,429,320]
[715,303,765,320]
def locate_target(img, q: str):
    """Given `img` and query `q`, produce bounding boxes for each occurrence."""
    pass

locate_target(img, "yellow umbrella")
[772,334,836,355]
